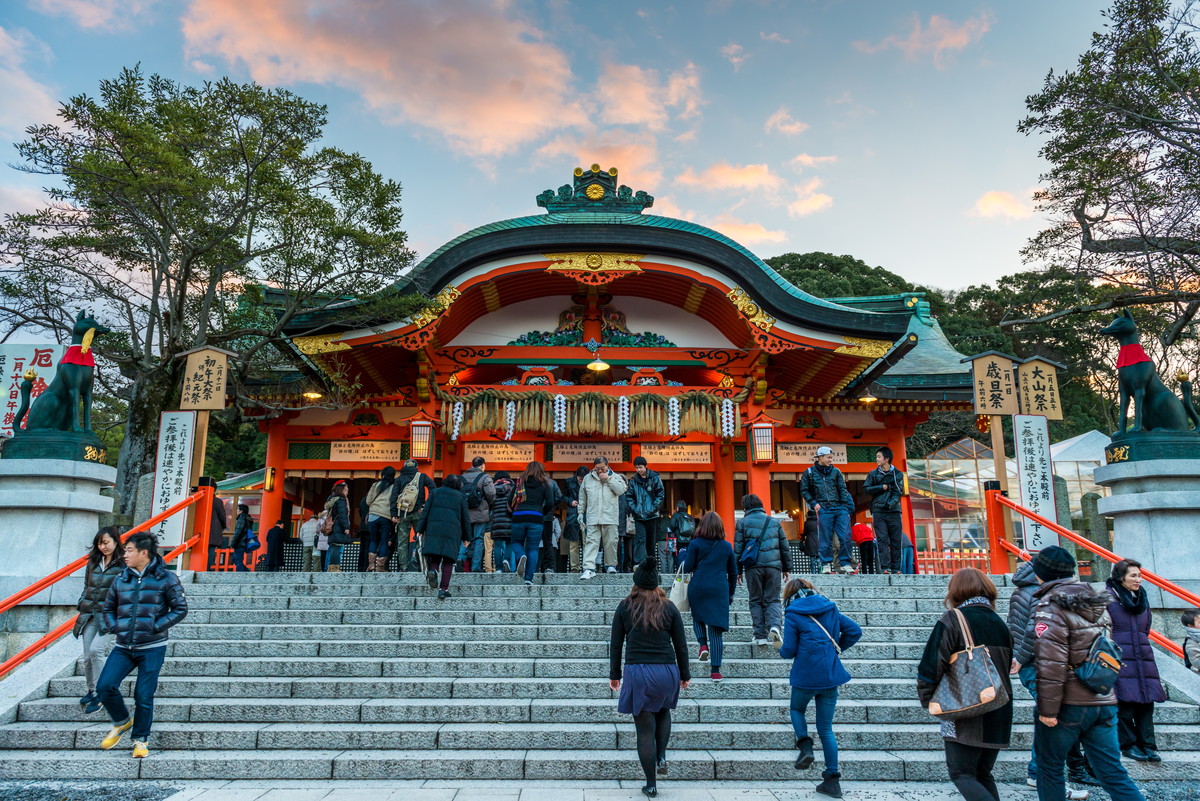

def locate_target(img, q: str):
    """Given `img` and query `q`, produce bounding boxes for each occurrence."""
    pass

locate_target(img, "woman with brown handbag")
[917,568,1015,801]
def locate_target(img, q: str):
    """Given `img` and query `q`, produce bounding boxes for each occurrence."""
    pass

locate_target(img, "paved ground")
[0,780,1192,801]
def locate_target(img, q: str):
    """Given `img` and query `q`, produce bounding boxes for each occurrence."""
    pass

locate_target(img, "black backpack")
[1075,629,1124,695]
[465,472,486,510]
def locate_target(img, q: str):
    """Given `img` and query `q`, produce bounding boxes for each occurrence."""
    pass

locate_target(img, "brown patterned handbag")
[927,608,1010,721]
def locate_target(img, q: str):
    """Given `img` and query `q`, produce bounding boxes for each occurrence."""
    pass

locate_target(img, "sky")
[0,0,1110,291]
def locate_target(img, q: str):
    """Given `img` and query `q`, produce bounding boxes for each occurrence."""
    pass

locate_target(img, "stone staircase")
[1,571,1197,782]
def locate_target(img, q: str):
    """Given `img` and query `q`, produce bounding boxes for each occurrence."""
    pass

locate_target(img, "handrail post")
[984,485,1011,575]
[188,477,216,572]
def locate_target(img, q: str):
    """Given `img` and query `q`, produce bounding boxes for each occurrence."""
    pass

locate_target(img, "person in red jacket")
[851,522,875,575]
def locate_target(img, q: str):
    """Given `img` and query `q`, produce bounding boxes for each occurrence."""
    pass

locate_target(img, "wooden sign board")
[462,441,537,463]
[1017,359,1064,421]
[776,442,848,464]
[971,355,1019,416]
[639,442,712,463]
[180,348,229,410]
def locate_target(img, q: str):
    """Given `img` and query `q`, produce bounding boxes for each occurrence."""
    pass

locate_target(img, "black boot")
[816,773,843,799]
[795,737,815,770]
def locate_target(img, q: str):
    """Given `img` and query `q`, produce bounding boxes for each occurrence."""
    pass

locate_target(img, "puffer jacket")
[231,511,253,549]
[864,466,905,513]
[734,507,791,574]
[626,469,665,521]
[101,555,188,649]
[780,592,862,689]
[800,464,853,509]
[578,468,628,527]
[1006,561,1041,668]
[489,478,515,541]
[417,486,471,560]
[324,494,353,545]
[1184,629,1200,674]
[1106,584,1167,704]
[1032,578,1116,717]
[73,557,124,637]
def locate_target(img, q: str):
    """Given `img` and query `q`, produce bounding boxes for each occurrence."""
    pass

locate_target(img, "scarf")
[957,596,992,609]
[1107,579,1148,615]
[815,463,834,476]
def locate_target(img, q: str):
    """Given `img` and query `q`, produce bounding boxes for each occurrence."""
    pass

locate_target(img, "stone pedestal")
[0,459,117,607]
[1094,458,1200,605]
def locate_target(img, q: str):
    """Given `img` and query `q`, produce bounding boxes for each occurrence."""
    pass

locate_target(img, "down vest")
[101,555,188,649]
[1006,562,1041,668]
[1106,585,1167,705]
[733,507,791,574]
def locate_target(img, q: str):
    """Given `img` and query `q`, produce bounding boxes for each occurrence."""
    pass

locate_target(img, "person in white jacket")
[578,456,628,580]
[298,513,322,572]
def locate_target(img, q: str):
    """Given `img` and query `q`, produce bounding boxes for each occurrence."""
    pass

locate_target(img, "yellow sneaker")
[131,740,149,758]
[100,718,133,750]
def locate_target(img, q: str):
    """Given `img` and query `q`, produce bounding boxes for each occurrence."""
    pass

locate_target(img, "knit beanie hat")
[633,557,659,589]
[1032,546,1076,582]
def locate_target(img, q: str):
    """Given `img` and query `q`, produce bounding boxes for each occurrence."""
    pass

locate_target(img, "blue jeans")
[1023,666,1090,780]
[692,620,724,668]
[97,645,166,742]
[367,516,392,559]
[232,546,249,571]
[510,520,542,580]
[790,686,839,777]
[326,544,344,568]
[817,506,852,566]
[1035,705,1144,801]
[901,546,915,574]
[469,521,487,570]
[493,539,510,572]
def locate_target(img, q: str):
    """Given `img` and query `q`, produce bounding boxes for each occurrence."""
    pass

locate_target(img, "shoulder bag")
[669,565,690,612]
[927,608,1010,721]
[1074,626,1123,695]
[738,516,772,569]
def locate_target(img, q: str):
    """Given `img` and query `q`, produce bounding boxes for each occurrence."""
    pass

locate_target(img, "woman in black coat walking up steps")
[682,511,737,682]
[417,475,471,599]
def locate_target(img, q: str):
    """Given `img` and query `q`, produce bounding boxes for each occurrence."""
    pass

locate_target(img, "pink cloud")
[787,179,833,217]
[0,27,58,138]
[764,107,809,136]
[760,32,790,44]
[721,42,747,71]
[704,214,787,245]
[854,12,992,69]
[789,153,837,170]
[596,62,702,131]
[677,162,785,192]
[970,190,1034,220]
[537,131,664,192]
[30,0,158,30]
[182,0,586,158]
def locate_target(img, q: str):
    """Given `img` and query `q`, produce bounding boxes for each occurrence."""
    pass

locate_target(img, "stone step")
[5,720,1200,753]
[0,747,1191,782]
[19,696,1200,726]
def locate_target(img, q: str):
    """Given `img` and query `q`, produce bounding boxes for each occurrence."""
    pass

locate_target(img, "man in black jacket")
[390,459,437,572]
[626,456,665,565]
[864,446,906,574]
[799,447,855,574]
[96,532,188,758]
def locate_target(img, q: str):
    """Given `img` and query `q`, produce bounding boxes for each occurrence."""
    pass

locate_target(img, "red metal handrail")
[0,481,215,678]
[986,489,1191,660]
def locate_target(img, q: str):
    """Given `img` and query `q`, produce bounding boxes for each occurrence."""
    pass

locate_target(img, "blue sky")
[0,0,1107,290]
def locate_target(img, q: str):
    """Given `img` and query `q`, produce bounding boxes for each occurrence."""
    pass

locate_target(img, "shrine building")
[249,166,974,538]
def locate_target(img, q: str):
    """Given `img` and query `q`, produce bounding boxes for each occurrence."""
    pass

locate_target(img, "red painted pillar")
[258,417,288,541]
[714,440,736,541]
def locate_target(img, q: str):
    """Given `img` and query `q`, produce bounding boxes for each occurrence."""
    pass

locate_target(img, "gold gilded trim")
[293,333,351,355]
[834,336,892,359]
[410,285,461,328]
[726,287,776,332]
[544,252,645,274]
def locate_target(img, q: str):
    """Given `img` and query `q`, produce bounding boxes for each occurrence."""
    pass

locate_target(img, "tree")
[764,251,948,317]
[0,68,422,512]
[1019,0,1200,344]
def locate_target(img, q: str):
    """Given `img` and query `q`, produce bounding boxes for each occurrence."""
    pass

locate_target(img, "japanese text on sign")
[776,443,848,464]
[971,356,1019,416]
[180,349,229,410]
[329,441,404,461]
[1017,359,1063,421]
[462,442,536,463]
[639,443,713,463]
[0,344,64,437]
[552,442,624,463]
[1014,414,1059,552]
[150,411,197,549]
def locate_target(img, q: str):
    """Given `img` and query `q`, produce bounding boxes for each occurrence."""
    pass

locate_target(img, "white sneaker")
[839,564,857,574]
[581,569,595,580]
[820,564,833,574]
[752,637,768,647]
[606,566,618,574]
[769,627,783,647]
[515,555,527,578]
[1068,787,1089,800]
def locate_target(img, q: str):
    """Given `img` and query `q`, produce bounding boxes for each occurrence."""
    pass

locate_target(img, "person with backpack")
[460,456,496,572]
[74,526,125,715]
[734,493,791,648]
[416,474,471,599]
[230,504,254,572]
[490,471,515,572]
[781,576,863,799]
[364,466,398,572]
[323,480,353,572]
[918,568,1014,801]
[864,445,906,574]
[683,512,737,682]
[800,447,856,575]
[1031,548,1146,801]
[1106,559,1165,763]
[509,461,556,585]
[666,500,694,571]
[1183,609,1200,675]
[390,459,436,572]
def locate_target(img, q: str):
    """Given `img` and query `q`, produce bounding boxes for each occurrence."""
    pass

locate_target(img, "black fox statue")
[13,310,110,435]
[1100,309,1200,436]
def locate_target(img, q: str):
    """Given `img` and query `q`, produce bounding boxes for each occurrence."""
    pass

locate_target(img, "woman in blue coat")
[779,577,862,799]
[1106,558,1166,762]
[682,512,737,682]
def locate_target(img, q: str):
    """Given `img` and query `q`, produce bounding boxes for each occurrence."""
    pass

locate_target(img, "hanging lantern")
[749,422,774,463]
[410,420,435,460]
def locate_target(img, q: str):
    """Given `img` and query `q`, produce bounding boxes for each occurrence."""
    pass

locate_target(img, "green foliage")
[205,419,268,480]
[764,252,949,317]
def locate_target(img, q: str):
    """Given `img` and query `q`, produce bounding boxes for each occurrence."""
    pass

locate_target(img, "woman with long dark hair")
[1107,558,1165,762]
[510,460,555,585]
[609,557,690,798]
[323,481,352,572]
[489,471,515,572]
[682,511,737,682]
[364,465,397,572]
[780,577,862,798]
[73,526,125,713]
[417,474,471,599]
[918,568,1014,801]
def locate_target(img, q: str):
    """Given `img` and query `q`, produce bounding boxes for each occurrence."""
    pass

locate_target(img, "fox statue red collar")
[1115,343,1152,369]
[60,345,95,367]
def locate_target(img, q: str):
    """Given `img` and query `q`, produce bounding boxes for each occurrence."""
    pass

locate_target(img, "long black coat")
[73,558,123,637]
[489,478,515,542]
[417,486,471,560]
[101,555,189,649]
[1107,585,1167,704]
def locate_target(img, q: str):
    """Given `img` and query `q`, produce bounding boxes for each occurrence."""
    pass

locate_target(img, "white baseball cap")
[815,446,834,456]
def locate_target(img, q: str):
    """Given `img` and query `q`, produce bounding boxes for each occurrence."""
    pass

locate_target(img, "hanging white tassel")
[617,395,630,435]
[554,394,568,433]
[452,401,464,441]
[667,396,681,436]
[504,400,516,440]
